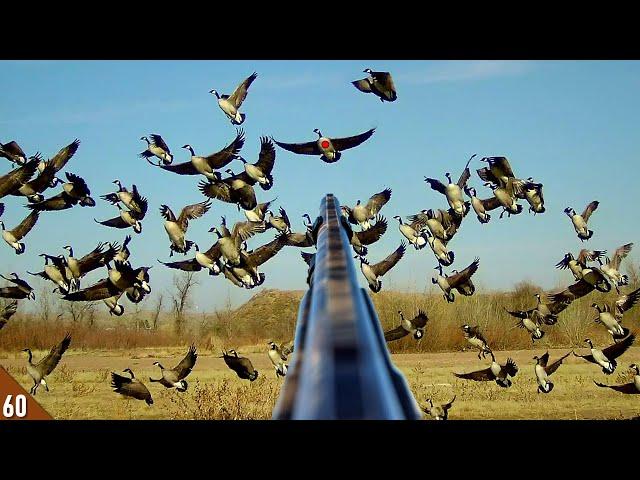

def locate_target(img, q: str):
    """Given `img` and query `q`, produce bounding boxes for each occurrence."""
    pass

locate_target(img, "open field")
[2,346,639,420]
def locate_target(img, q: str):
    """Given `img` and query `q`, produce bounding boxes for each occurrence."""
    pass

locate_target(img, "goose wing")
[507,308,534,322]
[63,279,122,301]
[616,287,640,315]
[424,177,447,195]
[555,255,572,270]
[158,160,199,175]
[0,287,26,298]
[370,241,406,277]
[548,299,571,315]
[476,166,499,185]
[609,243,633,270]
[1,301,18,321]
[447,258,480,289]
[149,134,170,152]
[129,185,148,217]
[489,156,516,178]
[198,179,233,203]
[27,191,76,211]
[95,215,131,229]
[537,351,550,368]
[202,241,222,261]
[602,333,635,360]
[581,201,599,222]
[0,158,39,198]
[158,257,202,272]
[480,195,502,212]
[354,215,387,246]
[577,249,606,265]
[286,231,313,248]
[352,78,372,93]
[36,333,71,376]
[111,372,152,401]
[545,350,572,375]
[49,139,80,172]
[23,159,57,193]
[172,344,197,380]
[411,310,429,328]
[442,395,456,411]
[573,350,595,363]
[1,141,26,160]
[503,358,518,377]
[371,71,395,91]
[454,367,495,382]
[279,207,291,228]
[205,129,245,169]
[245,233,287,267]
[228,72,257,108]
[159,204,176,222]
[77,243,118,275]
[594,381,640,394]
[546,279,594,303]
[9,211,40,240]
[365,188,392,217]
[253,137,276,175]
[232,220,266,247]
[65,172,91,196]
[457,156,474,188]
[177,200,211,232]
[301,251,315,266]
[330,128,376,152]
[384,325,409,342]
[272,138,321,156]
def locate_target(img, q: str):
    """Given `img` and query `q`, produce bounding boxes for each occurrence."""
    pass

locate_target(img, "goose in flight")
[352,69,397,102]
[273,127,375,164]
[209,72,258,125]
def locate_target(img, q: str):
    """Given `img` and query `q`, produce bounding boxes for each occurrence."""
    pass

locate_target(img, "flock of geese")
[1,67,639,419]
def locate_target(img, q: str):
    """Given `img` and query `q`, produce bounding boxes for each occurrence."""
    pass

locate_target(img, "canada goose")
[124,266,153,304]
[345,214,387,256]
[432,258,480,303]
[273,127,376,164]
[0,140,27,165]
[356,241,406,293]
[425,230,455,266]
[111,369,153,405]
[476,156,527,192]
[507,293,571,326]
[464,186,499,224]
[226,233,287,288]
[266,207,291,233]
[424,154,475,216]
[23,333,71,395]
[285,215,315,248]
[422,396,455,420]
[393,215,428,250]
[210,216,266,267]
[546,267,612,304]
[0,273,36,300]
[105,260,151,294]
[406,207,466,242]
[483,180,523,218]
[244,199,275,223]
[112,235,132,264]
[0,210,40,254]
[520,179,545,214]
[454,351,518,388]
[352,69,397,102]
[564,201,599,241]
[28,254,72,294]
[10,155,58,203]
[139,134,173,165]
[555,249,607,281]
[198,171,258,211]
[591,287,640,341]
[27,172,95,211]
[384,310,429,342]
[152,130,245,181]
[533,351,571,393]
[62,242,119,291]
[268,341,288,378]
[0,300,18,330]
[594,364,640,394]
[600,243,633,291]
[574,334,635,374]
[150,344,197,392]
[220,349,259,381]
[95,189,148,234]
[513,313,545,342]
[209,72,258,125]
[237,137,276,191]
[160,200,212,256]
[35,139,81,177]
[159,241,223,276]
[101,181,147,216]
[341,188,392,231]
[0,158,39,200]
[461,324,491,359]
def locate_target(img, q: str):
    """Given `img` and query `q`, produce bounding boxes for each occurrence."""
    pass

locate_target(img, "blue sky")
[1,60,639,312]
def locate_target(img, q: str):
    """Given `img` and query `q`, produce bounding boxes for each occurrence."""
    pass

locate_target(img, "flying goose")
[519,179,545,214]
[28,254,73,294]
[101,181,147,216]
[0,210,40,254]
[159,241,223,276]
[352,69,397,102]
[0,300,18,331]
[341,188,392,230]
[483,179,523,218]
[210,216,266,267]
[476,156,528,192]
[422,396,455,420]
[0,158,39,200]
[600,243,633,291]
[0,140,27,165]
[150,344,197,392]
[152,130,245,181]
[35,139,81,177]
[461,324,491,359]
[555,249,607,281]
[546,267,611,304]
[160,200,212,256]
[0,273,36,300]
[464,186,499,224]
[356,241,406,293]
[405,207,466,242]
[507,293,571,327]
[425,230,455,266]
[384,310,429,342]
[424,154,475,216]
[244,199,275,223]
[220,349,259,381]
[432,258,480,303]
[345,214,387,256]
[27,172,95,211]
[273,127,376,164]
[393,215,428,250]
[591,287,640,341]
[265,207,291,233]
[564,201,599,241]
[454,351,518,388]
[23,333,71,395]
[533,351,572,393]
[225,233,287,288]
[139,134,173,165]
[268,341,288,378]
[285,214,315,248]
[513,313,545,342]
[594,364,640,394]
[111,369,153,405]
[198,170,258,211]
[62,242,119,291]
[95,198,148,234]
[209,72,258,125]
[10,155,59,203]
[574,334,635,374]
[237,137,276,190]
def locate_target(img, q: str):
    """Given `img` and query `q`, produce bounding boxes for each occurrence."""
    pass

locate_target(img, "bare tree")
[35,284,58,323]
[171,272,198,336]
[152,293,164,330]
[626,260,639,290]
[63,300,97,325]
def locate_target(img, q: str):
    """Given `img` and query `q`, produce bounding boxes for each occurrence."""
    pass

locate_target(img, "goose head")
[584,338,594,348]
[533,355,540,363]
[237,156,248,164]
[113,179,123,189]
[140,136,149,143]
[225,169,235,176]
[563,207,575,217]
[534,293,542,303]
[354,254,368,265]
[228,349,239,357]
[461,324,471,332]
[464,186,477,197]
[630,364,640,375]
[363,68,373,74]
[0,220,4,230]
[152,361,164,369]
[63,245,73,257]
[392,215,403,225]
[123,368,134,378]
[133,221,143,234]
[181,144,195,155]
[590,303,602,313]
[313,128,322,138]
[445,172,453,184]
[268,341,277,350]
[302,213,312,226]
[209,89,220,99]
[356,200,361,206]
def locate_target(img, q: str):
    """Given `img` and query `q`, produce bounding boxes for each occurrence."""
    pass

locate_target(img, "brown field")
[2,346,639,420]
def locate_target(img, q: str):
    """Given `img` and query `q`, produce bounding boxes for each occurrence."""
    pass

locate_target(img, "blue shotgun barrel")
[272,194,421,420]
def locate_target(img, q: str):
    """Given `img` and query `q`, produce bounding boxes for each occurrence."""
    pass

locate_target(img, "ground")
[2,347,639,420]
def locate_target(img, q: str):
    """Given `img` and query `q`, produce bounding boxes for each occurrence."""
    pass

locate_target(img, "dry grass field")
[2,345,639,420]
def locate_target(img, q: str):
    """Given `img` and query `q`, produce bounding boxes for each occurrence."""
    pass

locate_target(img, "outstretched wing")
[36,333,71,376]
[198,179,233,203]
[158,160,199,176]
[9,211,40,240]
[173,344,197,380]
[365,188,392,217]
[158,258,203,272]
[149,134,170,152]
[0,158,39,198]
[77,243,118,275]
[602,333,635,360]
[577,249,606,265]
[424,177,447,195]
[205,129,245,169]
[384,325,409,342]
[616,287,640,315]
[95,215,130,229]
[253,136,276,175]
[246,234,287,267]
[371,241,406,277]
[178,200,211,231]
[352,78,372,93]
[1,141,27,159]
[545,350,572,375]
[286,232,313,248]
[447,258,480,288]
[63,279,122,301]
[355,215,387,246]
[23,159,57,193]
[537,351,550,368]
[159,205,176,223]
[129,185,148,217]
[1,301,18,321]
[454,367,495,382]
[457,156,474,188]
[232,220,266,247]
[480,195,502,212]
[228,72,258,108]
[278,207,290,228]
[331,128,376,152]
[49,139,81,172]
[273,138,321,156]
[594,381,640,394]
[546,279,594,303]
[581,201,599,222]
[609,243,633,270]
[411,310,429,328]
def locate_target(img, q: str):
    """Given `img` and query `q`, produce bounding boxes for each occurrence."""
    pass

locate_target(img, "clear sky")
[1,60,639,312]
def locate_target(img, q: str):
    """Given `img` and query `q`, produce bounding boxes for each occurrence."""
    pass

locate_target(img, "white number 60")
[3,394,27,418]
